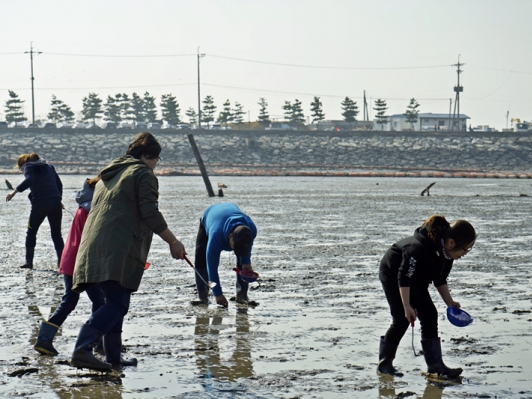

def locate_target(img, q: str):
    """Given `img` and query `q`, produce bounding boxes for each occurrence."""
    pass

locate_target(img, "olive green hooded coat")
[72,156,167,293]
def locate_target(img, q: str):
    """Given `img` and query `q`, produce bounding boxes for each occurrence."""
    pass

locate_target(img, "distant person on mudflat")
[194,202,257,307]
[378,215,476,378]
[34,176,105,357]
[5,153,64,269]
[70,132,186,372]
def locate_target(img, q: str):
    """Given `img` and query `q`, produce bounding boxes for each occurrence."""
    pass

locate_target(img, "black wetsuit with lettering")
[379,227,453,345]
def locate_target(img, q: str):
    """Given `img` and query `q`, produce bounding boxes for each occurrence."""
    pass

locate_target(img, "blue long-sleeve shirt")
[201,202,257,296]
[16,160,63,204]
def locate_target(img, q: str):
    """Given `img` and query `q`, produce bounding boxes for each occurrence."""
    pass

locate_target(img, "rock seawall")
[1,129,531,176]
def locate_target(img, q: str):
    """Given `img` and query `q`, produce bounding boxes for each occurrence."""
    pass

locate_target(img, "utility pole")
[363,90,369,121]
[197,47,205,129]
[25,42,41,126]
[448,98,452,131]
[451,55,464,131]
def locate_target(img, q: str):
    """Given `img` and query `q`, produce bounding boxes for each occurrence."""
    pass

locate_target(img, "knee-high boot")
[34,320,60,356]
[421,337,462,378]
[103,333,138,367]
[377,336,403,376]
[70,324,111,372]
[195,267,210,304]
[235,273,249,304]
[21,247,34,269]
[56,249,62,268]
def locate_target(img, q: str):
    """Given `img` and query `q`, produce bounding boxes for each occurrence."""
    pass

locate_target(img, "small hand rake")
[183,255,217,289]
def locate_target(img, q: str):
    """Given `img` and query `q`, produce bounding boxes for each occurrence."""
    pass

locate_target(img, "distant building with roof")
[381,113,470,132]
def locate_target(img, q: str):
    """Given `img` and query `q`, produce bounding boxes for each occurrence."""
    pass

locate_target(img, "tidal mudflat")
[1,175,531,398]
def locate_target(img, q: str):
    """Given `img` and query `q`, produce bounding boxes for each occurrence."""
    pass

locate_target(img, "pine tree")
[103,95,122,123]
[131,92,145,125]
[341,97,359,129]
[373,98,389,130]
[185,107,198,127]
[48,95,63,123]
[143,92,157,123]
[81,93,103,125]
[310,96,325,126]
[282,101,292,122]
[232,102,245,125]
[291,99,305,125]
[4,90,27,124]
[404,98,420,130]
[160,94,181,125]
[257,98,270,126]
[48,95,75,123]
[201,95,216,127]
[120,93,134,123]
[218,99,233,127]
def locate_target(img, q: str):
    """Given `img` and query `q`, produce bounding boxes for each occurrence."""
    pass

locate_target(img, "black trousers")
[26,198,64,257]
[380,278,439,346]
[194,221,247,298]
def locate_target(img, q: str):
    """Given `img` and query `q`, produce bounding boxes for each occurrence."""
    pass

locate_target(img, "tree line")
[3,90,422,129]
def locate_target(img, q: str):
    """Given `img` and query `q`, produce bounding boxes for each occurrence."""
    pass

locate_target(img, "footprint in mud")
[450,337,477,344]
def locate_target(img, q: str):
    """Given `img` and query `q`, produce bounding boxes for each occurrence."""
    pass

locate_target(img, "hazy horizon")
[1,0,531,130]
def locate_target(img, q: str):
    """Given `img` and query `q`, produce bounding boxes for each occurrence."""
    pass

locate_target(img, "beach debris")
[421,182,436,196]
[217,183,227,188]
[8,367,39,377]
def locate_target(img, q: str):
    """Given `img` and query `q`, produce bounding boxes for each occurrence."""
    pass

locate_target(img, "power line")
[43,52,196,58]
[6,49,452,70]
[209,54,452,70]
[204,82,448,101]
[0,83,195,91]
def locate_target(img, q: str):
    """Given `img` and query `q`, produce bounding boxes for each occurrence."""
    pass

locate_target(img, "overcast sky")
[1,0,531,129]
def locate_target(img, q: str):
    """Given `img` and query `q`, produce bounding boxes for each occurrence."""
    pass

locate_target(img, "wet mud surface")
[1,176,532,398]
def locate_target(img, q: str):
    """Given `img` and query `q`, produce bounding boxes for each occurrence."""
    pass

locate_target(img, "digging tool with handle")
[410,317,420,356]
[183,254,217,289]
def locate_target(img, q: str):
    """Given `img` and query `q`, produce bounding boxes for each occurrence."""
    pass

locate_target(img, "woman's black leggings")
[381,280,439,346]
[26,198,64,256]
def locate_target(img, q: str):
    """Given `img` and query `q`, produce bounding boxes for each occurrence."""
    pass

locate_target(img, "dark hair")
[423,215,476,247]
[86,175,101,188]
[448,220,477,247]
[125,132,161,160]
[16,152,40,170]
[232,225,253,257]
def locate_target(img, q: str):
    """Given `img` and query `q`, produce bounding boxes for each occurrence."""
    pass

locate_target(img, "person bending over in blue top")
[6,152,64,269]
[194,202,257,307]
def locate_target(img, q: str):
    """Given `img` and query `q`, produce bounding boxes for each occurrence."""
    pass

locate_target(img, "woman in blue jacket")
[6,153,64,269]
[378,215,476,378]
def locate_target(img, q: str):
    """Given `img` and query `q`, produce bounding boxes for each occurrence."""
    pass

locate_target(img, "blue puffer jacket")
[16,160,63,204]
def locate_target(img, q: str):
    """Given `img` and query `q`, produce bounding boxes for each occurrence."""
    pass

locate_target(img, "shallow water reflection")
[194,308,254,384]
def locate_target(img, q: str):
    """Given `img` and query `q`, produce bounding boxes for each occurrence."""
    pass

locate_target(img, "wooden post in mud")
[421,182,436,196]
[187,134,215,197]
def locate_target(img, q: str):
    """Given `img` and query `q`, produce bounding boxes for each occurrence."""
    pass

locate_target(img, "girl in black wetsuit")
[6,152,64,269]
[378,215,476,378]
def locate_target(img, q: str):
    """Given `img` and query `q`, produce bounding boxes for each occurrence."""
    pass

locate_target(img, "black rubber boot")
[421,337,463,378]
[34,320,60,356]
[21,247,34,269]
[103,333,138,367]
[94,336,105,354]
[70,324,111,372]
[194,267,210,304]
[377,336,403,376]
[56,249,63,268]
[235,271,249,304]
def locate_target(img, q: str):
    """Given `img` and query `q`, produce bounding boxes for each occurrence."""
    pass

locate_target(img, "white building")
[379,113,470,132]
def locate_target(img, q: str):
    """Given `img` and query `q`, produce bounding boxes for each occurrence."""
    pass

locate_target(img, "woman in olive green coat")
[70,132,186,371]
